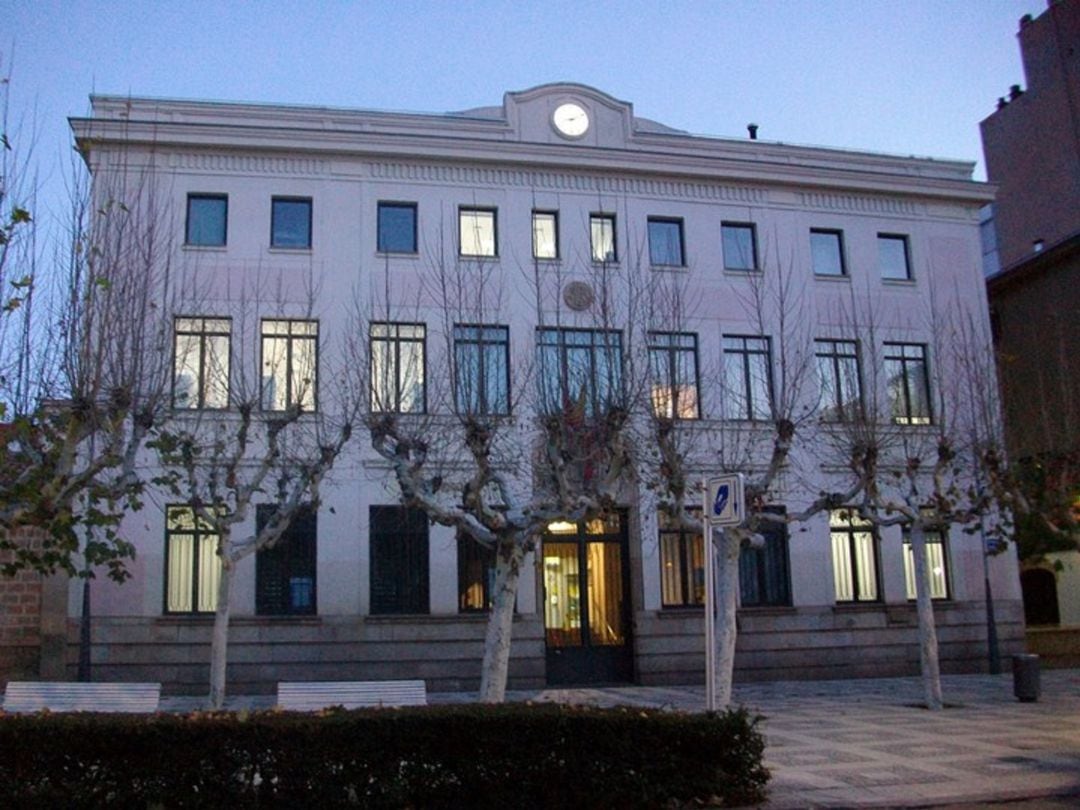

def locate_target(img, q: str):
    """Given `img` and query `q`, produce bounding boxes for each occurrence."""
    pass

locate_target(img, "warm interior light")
[547,520,576,534]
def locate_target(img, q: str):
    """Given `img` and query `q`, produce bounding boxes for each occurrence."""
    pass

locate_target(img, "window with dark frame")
[648,331,700,419]
[453,324,509,416]
[271,197,312,249]
[532,210,558,260]
[810,228,846,276]
[459,207,497,257]
[830,509,880,603]
[458,532,496,612]
[590,213,617,263]
[164,505,221,614]
[255,505,316,616]
[884,342,932,425]
[815,338,862,421]
[739,509,792,607]
[173,317,230,409]
[721,222,758,271]
[185,194,227,246]
[659,512,704,608]
[370,505,429,615]
[903,526,950,600]
[370,322,426,413]
[722,335,773,421]
[647,217,685,266]
[536,327,623,417]
[878,234,912,281]
[377,202,418,253]
[261,319,318,412]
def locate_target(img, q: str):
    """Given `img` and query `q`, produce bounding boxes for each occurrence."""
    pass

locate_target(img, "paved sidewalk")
[158,669,1080,808]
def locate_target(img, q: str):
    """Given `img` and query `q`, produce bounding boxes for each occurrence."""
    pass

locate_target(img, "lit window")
[377,202,418,253]
[271,197,312,249]
[165,506,221,614]
[811,229,846,276]
[536,327,623,417]
[648,332,700,419]
[532,210,558,259]
[370,322,426,414]
[904,527,950,600]
[173,317,230,409]
[830,509,879,603]
[722,335,772,420]
[185,194,227,246]
[454,324,509,415]
[459,208,497,257]
[590,214,617,263]
[722,222,757,271]
[659,512,703,607]
[647,217,684,266]
[261,319,318,411]
[458,532,495,612]
[884,342,931,425]
[815,338,862,421]
[879,234,912,281]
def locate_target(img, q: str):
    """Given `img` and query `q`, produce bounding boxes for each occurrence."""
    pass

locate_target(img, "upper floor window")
[377,202,418,254]
[173,317,230,409]
[810,228,846,277]
[830,509,879,603]
[459,207,497,257]
[815,338,862,421]
[647,217,685,266]
[659,511,703,608]
[884,342,931,425]
[185,194,227,247]
[261,319,318,412]
[878,234,912,281]
[255,504,316,616]
[454,324,509,416]
[370,322,426,414]
[370,505,429,615]
[536,327,622,417]
[722,335,772,421]
[271,197,312,249]
[739,510,791,607]
[903,527,950,600]
[648,331,700,419]
[590,214,617,263]
[532,210,558,260]
[164,505,221,614]
[721,222,757,271]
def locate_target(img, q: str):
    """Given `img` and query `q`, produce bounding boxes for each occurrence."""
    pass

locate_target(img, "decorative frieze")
[169,152,329,176]
[797,191,920,216]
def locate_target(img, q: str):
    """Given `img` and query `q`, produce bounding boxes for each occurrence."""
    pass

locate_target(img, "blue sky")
[6,0,1045,227]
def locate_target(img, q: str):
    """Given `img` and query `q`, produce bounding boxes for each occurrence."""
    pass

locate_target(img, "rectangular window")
[878,234,912,281]
[648,331,700,419]
[453,324,509,415]
[370,506,429,615]
[722,222,758,271]
[830,509,879,603]
[532,210,558,260]
[590,214,617,263]
[458,532,496,612]
[261,319,318,411]
[810,228,846,277]
[659,512,704,608]
[722,335,772,420]
[459,207,497,257]
[815,338,862,421]
[173,317,230,409]
[256,505,316,616]
[884,342,932,425]
[904,528,950,600]
[647,217,685,266]
[739,510,791,607]
[271,197,312,249]
[164,506,221,614]
[536,327,623,417]
[377,202,418,253]
[185,194,227,246]
[370,322,426,413]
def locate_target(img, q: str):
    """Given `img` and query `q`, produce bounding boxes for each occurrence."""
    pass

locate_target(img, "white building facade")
[69,84,1023,694]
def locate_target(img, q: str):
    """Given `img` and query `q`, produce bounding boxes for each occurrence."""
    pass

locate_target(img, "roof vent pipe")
[1010,84,1024,99]
[747,123,758,140]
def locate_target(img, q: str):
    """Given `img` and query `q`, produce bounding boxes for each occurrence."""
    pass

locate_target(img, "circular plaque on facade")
[563,281,595,311]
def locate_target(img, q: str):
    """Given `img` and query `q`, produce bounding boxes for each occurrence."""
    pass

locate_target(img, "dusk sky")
[7,0,1046,230]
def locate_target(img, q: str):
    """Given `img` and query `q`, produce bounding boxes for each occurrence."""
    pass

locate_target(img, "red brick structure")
[0,529,69,683]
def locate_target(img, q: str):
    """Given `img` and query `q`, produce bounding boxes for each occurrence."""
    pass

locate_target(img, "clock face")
[552,102,590,138]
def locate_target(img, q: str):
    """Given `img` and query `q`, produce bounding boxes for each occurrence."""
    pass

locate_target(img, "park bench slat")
[3,681,161,713]
[277,679,427,710]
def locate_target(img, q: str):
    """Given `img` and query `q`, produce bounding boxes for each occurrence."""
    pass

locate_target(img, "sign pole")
[704,519,717,712]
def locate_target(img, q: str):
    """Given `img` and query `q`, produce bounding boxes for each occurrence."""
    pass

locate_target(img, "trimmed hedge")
[0,703,768,808]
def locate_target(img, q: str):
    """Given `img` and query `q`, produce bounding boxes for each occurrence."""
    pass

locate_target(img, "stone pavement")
[158,669,1080,808]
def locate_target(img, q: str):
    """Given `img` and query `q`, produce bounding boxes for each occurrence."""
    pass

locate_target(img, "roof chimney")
[997,97,1009,110]
[1020,13,1033,28]
[1010,84,1024,100]
[747,123,758,140]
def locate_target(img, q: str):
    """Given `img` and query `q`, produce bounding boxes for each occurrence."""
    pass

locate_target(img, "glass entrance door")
[543,514,632,685]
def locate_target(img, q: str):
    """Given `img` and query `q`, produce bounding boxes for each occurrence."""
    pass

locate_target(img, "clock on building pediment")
[552,102,590,138]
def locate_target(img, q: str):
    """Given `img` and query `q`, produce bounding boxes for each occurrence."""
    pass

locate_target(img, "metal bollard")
[1012,653,1040,702]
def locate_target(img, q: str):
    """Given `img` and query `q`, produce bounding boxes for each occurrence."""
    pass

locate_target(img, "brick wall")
[0,529,46,682]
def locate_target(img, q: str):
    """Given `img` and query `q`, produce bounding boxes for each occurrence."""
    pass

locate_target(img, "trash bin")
[1012,653,1040,702]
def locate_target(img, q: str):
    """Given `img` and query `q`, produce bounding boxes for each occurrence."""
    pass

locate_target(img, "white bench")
[277,679,427,710]
[2,681,161,713]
